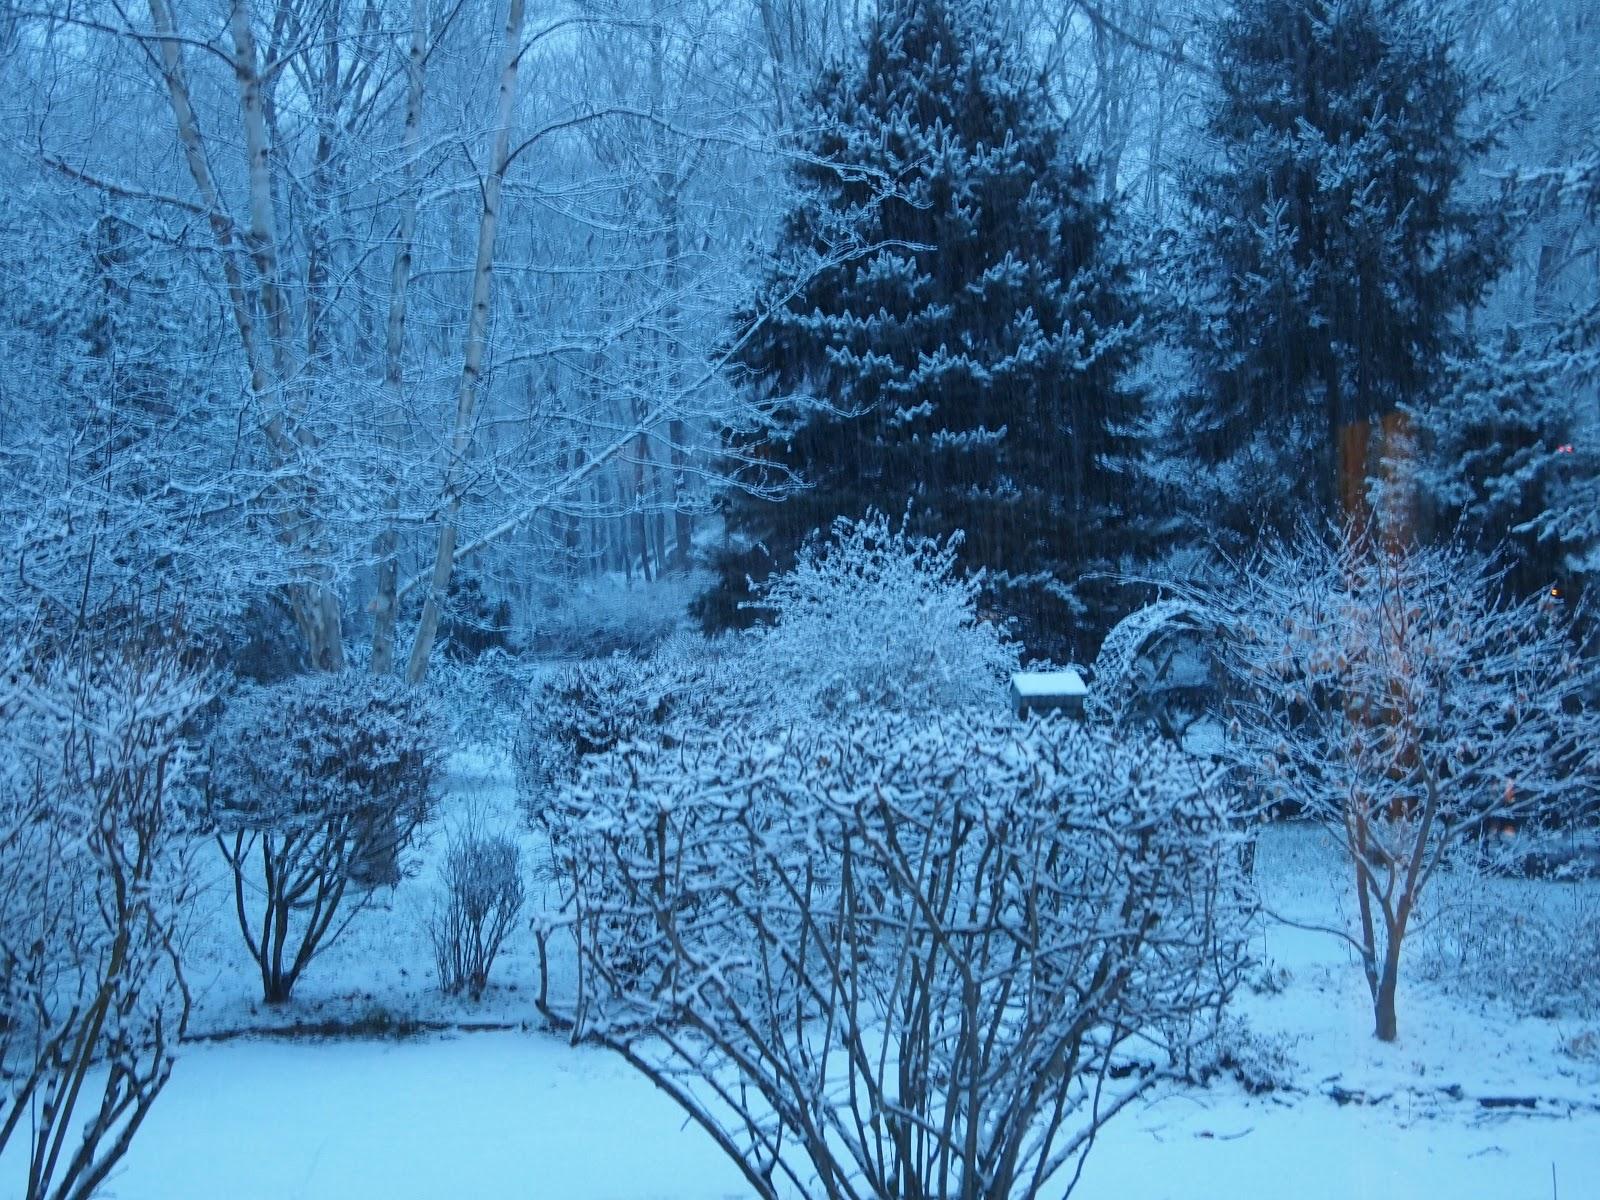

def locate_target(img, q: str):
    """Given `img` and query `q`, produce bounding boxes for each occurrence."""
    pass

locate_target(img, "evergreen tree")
[1153,0,1506,545]
[698,0,1142,657]
[1414,161,1600,599]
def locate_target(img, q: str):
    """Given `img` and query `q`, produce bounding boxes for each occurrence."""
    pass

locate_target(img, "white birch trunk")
[147,0,342,669]
[229,0,344,669]
[404,0,528,684]
[371,0,431,677]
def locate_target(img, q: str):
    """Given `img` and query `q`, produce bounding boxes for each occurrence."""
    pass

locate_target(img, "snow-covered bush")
[740,512,1020,720]
[429,818,524,1000]
[513,655,674,806]
[543,712,1250,1200]
[205,671,443,1004]
[513,635,724,814]
[1,644,208,1199]
[1189,526,1600,1041]
[429,649,545,753]
[1416,864,1600,1019]
[526,574,700,659]
[1186,1017,1298,1095]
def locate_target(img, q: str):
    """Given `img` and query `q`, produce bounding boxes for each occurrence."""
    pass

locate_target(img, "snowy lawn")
[14,751,1597,1200]
[44,1023,1597,1200]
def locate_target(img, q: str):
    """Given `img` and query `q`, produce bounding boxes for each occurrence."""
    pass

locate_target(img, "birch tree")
[401,0,527,683]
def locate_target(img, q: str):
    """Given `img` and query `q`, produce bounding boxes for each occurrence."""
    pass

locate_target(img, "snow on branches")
[1196,527,1600,1041]
[204,672,444,1004]
[741,511,1020,720]
[539,710,1251,1200]
[0,644,208,1200]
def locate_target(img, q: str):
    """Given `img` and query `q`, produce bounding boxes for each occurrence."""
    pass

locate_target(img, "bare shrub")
[0,645,207,1200]
[205,671,443,1004]
[1415,865,1600,1018]
[539,712,1250,1200]
[430,821,525,999]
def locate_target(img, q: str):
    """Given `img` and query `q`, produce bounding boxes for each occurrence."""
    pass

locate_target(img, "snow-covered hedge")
[512,633,736,811]
[541,710,1251,1200]
[429,649,547,753]
[516,515,1020,821]
[208,670,442,835]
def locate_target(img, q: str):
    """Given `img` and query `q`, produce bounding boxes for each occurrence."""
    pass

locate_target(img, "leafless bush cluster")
[0,645,206,1200]
[538,712,1250,1200]
[1416,866,1600,1018]
[430,822,525,999]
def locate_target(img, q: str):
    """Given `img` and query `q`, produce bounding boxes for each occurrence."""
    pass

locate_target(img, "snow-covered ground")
[18,749,1600,1200]
[67,1023,1600,1200]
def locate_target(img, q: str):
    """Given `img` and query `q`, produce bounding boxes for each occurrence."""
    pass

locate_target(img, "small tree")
[0,645,207,1200]
[1202,526,1599,1041]
[542,712,1250,1200]
[206,671,442,1004]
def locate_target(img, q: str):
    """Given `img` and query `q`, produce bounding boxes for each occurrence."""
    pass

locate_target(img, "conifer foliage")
[1157,0,1506,542]
[700,0,1142,654]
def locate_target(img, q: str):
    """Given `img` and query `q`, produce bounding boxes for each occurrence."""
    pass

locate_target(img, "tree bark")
[148,0,344,669]
[404,0,528,684]
[231,0,343,668]
[371,0,431,676]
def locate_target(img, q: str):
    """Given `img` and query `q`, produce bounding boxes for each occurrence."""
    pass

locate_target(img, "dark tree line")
[700,0,1587,657]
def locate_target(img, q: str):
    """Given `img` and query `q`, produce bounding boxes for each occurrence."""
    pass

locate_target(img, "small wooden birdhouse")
[1009,669,1088,720]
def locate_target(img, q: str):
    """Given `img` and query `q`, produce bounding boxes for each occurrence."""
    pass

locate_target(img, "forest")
[1,0,1598,1197]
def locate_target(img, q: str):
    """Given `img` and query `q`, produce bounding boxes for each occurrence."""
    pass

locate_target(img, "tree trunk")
[1373,947,1401,1042]
[404,0,529,684]
[371,0,430,676]
[232,0,344,669]
[148,0,342,669]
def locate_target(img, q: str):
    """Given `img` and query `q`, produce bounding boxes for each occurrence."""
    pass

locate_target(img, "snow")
[59,1032,752,1200]
[16,1022,1591,1200]
[9,751,1599,1200]
[1079,1091,1596,1200]
[1010,668,1088,698]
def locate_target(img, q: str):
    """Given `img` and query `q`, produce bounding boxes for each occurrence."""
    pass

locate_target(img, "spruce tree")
[698,0,1142,657]
[1158,0,1506,543]
[1415,162,1600,598]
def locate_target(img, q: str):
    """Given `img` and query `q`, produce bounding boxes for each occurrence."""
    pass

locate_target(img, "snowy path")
[75,1028,1600,1200]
